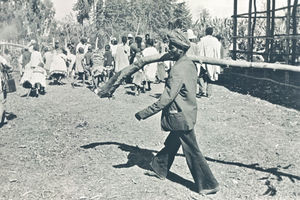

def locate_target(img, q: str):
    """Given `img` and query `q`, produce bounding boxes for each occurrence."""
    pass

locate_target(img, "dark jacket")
[137,55,198,131]
[103,50,113,67]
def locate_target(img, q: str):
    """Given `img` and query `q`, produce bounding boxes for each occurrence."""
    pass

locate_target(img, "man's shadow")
[81,141,195,191]
[81,141,300,194]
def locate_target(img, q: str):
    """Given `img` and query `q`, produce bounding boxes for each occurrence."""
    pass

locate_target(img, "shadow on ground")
[0,112,17,128]
[81,141,300,193]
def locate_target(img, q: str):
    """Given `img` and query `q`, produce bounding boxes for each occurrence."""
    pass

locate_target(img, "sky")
[52,0,287,21]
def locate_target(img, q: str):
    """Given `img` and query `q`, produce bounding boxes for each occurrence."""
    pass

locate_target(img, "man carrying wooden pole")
[95,52,300,98]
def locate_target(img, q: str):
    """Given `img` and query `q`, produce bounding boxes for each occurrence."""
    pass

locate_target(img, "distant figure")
[28,44,44,67]
[103,44,114,81]
[66,43,76,77]
[84,46,94,83]
[160,37,171,80]
[197,27,221,98]
[216,35,225,59]
[2,49,12,69]
[49,45,68,85]
[115,36,130,72]
[19,48,31,75]
[131,36,145,95]
[43,46,53,74]
[127,33,134,46]
[0,55,13,127]
[20,44,47,96]
[72,47,85,87]
[186,29,200,73]
[143,39,158,91]
[129,36,142,64]
[76,38,87,54]
[145,33,150,46]
[110,37,118,59]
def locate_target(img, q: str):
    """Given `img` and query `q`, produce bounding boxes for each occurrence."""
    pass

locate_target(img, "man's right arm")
[135,65,183,120]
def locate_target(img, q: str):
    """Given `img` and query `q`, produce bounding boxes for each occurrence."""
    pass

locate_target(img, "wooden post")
[285,0,291,64]
[291,0,298,65]
[233,0,238,60]
[265,0,271,63]
[264,0,271,78]
[247,0,253,62]
[270,0,276,62]
[251,0,257,63]
[285,0,291,86]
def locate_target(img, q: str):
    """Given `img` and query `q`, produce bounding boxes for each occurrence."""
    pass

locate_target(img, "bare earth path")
[1,79,299,200]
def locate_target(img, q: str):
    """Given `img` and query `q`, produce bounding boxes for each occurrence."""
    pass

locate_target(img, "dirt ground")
[0,76,299,200]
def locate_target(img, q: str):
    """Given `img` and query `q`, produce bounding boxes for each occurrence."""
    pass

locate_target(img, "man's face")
[168,44,181,60]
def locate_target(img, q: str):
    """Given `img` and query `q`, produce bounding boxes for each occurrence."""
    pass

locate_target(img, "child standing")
[72,47,85,87]
[103,45,114,82]
[84,46,94,85]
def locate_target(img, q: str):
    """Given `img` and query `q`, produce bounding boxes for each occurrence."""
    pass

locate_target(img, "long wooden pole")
[0,42,26,49]
[235,4,300,16]
[96,53,300,98]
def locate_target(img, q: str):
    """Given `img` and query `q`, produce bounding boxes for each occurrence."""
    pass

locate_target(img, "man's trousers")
[150,129,219,192]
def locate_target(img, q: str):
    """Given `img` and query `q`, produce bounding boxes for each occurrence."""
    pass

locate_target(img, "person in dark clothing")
[84,46,94,84]
[129,36,142,64]
[103,45,114,81]
[145,33,151,46]
[135,29,219,195]
[21,48,31,75]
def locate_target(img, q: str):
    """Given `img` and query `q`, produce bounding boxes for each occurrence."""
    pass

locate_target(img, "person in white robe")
[76,38,87,54]
[198,27,221,97]
[20,44,46,95]
[43,47,53,74]
[49,47,68,85]
[115,36,130,73]
[142,39,159,91]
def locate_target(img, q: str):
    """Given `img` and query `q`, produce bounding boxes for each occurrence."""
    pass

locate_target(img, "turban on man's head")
[167,29,190,51]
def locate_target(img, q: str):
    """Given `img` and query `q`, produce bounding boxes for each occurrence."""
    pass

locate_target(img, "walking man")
[135,29,219,195]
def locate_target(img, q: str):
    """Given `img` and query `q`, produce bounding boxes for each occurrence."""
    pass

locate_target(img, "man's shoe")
[199,186,219,195]
[196,93,202,98]
[149,160,166,180]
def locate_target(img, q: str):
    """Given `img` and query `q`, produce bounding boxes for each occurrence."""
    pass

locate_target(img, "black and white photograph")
[0,0,299,199]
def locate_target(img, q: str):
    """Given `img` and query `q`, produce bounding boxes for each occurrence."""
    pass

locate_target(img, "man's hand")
[135,112,142,121]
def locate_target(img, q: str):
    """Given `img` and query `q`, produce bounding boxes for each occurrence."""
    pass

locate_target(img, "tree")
[0,0,55,41]
[73,0,93,25]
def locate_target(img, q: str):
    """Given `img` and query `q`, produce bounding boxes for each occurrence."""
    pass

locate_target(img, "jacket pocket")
[161,112,189,131]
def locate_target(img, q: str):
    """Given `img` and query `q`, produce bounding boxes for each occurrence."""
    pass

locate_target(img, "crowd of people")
[1,26,223,98]
[0,27,224,195]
